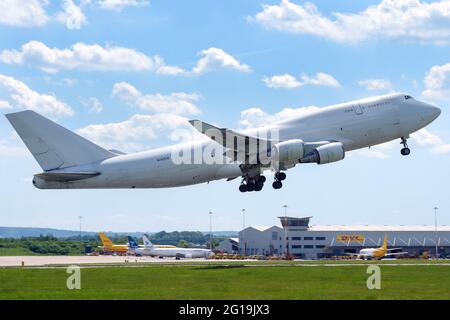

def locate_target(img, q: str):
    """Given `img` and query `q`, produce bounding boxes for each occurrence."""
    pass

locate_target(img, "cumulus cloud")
[97,0,149,11]
[358,79,392,91]
[411,128,450,155]
[0,0,49,27]
[0,41,161,73]
[56,0,87,30]
[240,105,319,128]
[263,72,340,89]
[250,0,450,44]
[263,74,301,88]
[76,113,196,152]
[191,48,250,75]
[112,82,201,115]
[0,42,247,76]
[0,74,73,118]
[422,62,450,101]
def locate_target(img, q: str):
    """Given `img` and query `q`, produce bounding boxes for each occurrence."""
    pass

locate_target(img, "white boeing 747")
[5,93,441,192]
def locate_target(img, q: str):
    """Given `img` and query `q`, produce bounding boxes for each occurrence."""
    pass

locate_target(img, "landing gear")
[400,137,411,156]
[239,175,266,192]
[272,171,286,190]
[272,181,282,189]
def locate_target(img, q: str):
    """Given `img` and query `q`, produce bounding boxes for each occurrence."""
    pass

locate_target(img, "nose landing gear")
[400,137,411,156]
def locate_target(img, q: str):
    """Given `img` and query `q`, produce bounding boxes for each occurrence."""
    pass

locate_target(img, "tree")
[177,240,189,248]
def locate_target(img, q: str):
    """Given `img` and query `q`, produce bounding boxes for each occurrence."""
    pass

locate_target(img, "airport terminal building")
[217,216,450,259]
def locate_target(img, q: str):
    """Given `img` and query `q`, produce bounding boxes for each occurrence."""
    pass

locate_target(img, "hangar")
[217,216,450,259]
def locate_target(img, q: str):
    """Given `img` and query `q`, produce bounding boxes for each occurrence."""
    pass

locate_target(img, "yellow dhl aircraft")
[347,235,408,260]
[98,232,175,254]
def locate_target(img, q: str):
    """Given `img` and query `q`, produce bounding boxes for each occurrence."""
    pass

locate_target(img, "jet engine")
[300,142,345,165]
[271,139,305,163]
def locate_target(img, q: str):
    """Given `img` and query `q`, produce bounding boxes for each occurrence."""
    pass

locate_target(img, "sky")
[1,0,450,232]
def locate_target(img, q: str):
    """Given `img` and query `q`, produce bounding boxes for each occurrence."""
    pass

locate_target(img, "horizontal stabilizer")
[34,172,100,182]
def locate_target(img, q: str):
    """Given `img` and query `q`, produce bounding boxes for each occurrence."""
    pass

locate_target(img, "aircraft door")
[353,104,363,115]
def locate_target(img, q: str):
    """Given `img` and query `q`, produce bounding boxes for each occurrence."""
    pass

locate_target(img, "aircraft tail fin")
[5,110,115,171]
[142,235,153,248]
[382,234,388,251]
[127,236,139,249]
[99,232,114,248]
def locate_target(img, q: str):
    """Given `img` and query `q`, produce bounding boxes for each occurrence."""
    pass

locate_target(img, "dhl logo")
[337,235,365,242]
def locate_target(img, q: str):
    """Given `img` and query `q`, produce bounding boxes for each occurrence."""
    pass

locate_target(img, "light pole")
[283,204,288,259]
[78,216,83,243]
[242,209,246,256]
[209,211,213,250]
[434,207,439,259]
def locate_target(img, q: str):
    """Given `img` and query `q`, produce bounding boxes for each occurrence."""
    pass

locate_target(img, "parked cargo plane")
[128,235,214,259]
[347,235,408,260]
[5,93,441,192]
[98,232,175,255]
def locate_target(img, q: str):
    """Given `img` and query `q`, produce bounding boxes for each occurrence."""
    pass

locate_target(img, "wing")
[188,120,272,164]
[385,252,408,256]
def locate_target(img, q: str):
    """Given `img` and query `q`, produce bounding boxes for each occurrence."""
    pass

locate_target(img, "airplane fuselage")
[31,93,441,189]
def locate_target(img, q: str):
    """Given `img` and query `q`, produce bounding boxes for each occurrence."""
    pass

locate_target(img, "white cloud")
[0,42,246,76]
[97,0,149,11]
[358,79,392,91]
[422,62,450,101]
[57,0,87,30]
[76,113,195,152]
[240,106,319,128]
[0,74,73,118]
[263,74,301,88]
[0,0,49,27]
[0,41,157,73]
[411,128,450,155]
[300,72,341,87]
[112,82,201,115]
[191,48,250,75]
[263,72,340,89]
[87,97,103,113]
[250,0,450,44]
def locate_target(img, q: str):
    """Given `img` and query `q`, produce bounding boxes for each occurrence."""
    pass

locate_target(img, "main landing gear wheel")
[272,171,286,190]
[400,137,411,156]
[272,181,282,189]
[239,175,266,192]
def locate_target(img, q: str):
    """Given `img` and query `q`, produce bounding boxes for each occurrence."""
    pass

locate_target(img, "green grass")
[0,264,450,299]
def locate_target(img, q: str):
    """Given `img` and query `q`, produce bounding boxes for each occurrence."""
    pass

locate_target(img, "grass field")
[1,263,450,299]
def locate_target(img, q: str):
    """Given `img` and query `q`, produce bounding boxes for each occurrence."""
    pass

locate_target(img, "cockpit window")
[405,95,412,100]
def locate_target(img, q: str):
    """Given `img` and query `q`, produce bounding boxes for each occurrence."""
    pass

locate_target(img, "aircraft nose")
[419,102,441,123]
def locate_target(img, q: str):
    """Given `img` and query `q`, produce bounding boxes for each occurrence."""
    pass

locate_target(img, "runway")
[1,255,450,267]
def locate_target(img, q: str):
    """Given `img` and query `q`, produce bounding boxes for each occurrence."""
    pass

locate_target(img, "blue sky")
[1,0,450,232]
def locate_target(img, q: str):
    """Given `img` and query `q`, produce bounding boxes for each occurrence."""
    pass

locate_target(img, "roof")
[309,225,450,232]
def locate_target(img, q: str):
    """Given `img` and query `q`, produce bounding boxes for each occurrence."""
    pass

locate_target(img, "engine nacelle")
[271,139,305,163]
[300,142,345,165]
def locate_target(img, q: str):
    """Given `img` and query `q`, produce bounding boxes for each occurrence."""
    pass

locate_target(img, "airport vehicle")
[347,235,408,260]
[5,93,441,192]
[98,232,128,255]
[128,235,214,259]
